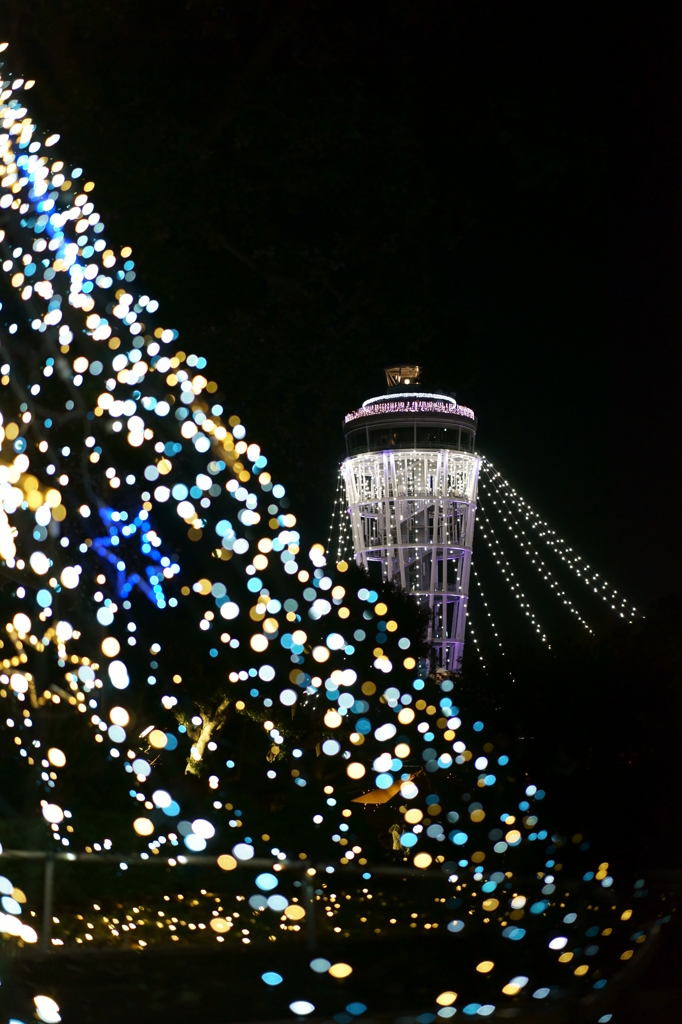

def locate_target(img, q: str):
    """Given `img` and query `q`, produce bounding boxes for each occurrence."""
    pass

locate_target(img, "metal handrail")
[0,847,447,952]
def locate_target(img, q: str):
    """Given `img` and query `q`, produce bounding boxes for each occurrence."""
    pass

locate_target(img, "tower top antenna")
[384,365,421,387]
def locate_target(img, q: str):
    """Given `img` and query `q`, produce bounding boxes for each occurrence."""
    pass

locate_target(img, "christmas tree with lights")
[0,47,667,1024]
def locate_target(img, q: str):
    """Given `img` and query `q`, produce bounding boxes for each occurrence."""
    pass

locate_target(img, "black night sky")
[2,3,680,615]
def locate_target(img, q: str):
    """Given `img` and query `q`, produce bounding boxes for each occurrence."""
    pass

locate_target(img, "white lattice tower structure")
[341,367,480,673]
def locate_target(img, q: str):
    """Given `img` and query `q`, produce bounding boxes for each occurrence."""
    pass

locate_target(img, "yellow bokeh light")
[403,656,416,670]
[250,635,269,653]
[476,961,494,974]
[148,730,168,749]
[398,707,415,725]
[404,808,423,824]
[101,637,120,658]
[284,904,306,920]
[217,855,237,871]
[324,710,342,729]
[210,917,230,933]
[436,992,457,1007]
[13,612,31,635]
[109,707,130,727]
[394,742,410,758]
[47,747,66,768]
[413,853,432,869]
[346,762,366,780]
[328,962,352,978]
[133,817,154,836]
[312,646,330,663]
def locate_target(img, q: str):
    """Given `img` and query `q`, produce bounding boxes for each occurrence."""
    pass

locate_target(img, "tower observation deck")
[341,367,480,673]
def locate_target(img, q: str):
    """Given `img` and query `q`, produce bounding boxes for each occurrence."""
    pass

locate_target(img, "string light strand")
[475,492,549,644]
[470,558,506,656]
[481,459,638,620]
[479,465,594,634]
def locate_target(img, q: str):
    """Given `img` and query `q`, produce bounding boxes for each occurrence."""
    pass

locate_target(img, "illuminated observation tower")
[341,366,480,673]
